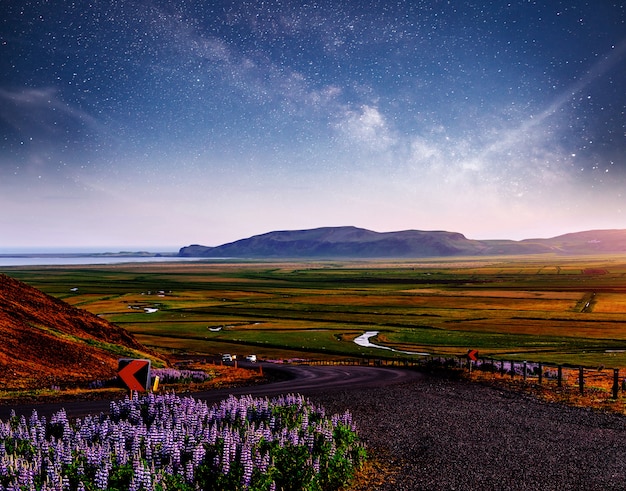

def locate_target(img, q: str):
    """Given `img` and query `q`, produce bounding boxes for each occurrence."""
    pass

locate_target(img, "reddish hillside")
[0,274,163,390]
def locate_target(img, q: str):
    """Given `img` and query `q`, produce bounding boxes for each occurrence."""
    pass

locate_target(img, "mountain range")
[178,227,626,259]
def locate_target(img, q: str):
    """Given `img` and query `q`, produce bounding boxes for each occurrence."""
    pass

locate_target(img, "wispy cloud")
[0,87,98,138]
[0,87,105,179]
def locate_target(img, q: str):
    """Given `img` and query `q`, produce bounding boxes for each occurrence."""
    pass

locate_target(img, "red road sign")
[467,349,479,362]
[118,359,151,392]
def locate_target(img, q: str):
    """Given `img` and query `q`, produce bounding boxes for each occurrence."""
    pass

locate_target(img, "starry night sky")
[1,1,625,250]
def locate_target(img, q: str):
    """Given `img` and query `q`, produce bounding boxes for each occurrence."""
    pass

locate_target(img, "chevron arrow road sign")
[118,359,151,392]
[467,349,479,362]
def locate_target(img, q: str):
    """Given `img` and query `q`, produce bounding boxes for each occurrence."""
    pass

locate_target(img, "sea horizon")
[0,246,180,255]
[0,254,212,267]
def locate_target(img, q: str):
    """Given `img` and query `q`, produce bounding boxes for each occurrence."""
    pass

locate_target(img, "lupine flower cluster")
[0,392,365,491]
[151,368,213,384]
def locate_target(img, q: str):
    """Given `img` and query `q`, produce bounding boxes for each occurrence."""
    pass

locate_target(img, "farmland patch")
[5,255,626,367]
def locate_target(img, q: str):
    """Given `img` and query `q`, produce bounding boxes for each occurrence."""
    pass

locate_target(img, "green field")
[4,255,626,367]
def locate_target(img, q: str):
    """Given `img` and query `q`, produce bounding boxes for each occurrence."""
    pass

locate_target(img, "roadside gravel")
[309,374,626,490]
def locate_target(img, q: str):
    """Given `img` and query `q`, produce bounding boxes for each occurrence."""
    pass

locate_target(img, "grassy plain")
[3,255,626,368]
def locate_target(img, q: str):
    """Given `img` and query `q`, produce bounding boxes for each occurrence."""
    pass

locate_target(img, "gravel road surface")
[309,374,626,490]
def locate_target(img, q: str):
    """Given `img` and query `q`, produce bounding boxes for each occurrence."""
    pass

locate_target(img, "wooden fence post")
[523,361,527,381]
[613,368,619,399]
[538,362,543,385]
[579,366,584,395]
[557,365,563,387]
[510,361,515,379]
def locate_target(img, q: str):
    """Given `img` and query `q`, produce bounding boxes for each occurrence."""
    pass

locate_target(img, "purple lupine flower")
[184,460,194,483]
[93,464,109,490]
[252,447,269,474]
[313,456,321,474]
[192,442,205,467]
[17,465,34,489]
[305,430,315,452]
[151,368,211,384]
[130,428,143,456]
[129,457,152,491]
[240,443,254,488]
[221,431,232,474]
[0,391,363,491]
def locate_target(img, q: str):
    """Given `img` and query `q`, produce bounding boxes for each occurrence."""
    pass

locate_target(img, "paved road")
[0,363,423,420]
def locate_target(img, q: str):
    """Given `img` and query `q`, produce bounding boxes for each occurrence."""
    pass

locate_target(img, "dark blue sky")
[1,1,625,249]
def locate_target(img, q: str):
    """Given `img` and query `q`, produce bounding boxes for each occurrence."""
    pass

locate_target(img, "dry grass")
[172,361,266,390]
[343,454,401,491]
[591,293,626,313]
[465,367,626,415]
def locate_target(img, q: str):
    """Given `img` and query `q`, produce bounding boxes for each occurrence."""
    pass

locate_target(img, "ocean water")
[0,255,207,267]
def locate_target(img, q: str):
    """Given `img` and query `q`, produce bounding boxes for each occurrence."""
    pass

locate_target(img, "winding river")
[354,331,430,356]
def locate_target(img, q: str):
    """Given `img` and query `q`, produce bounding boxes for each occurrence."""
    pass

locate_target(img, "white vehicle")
[221,354,233,362]
[245,354,257,363]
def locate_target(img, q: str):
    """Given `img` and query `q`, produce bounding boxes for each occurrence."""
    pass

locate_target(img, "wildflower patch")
[0,392,366,490]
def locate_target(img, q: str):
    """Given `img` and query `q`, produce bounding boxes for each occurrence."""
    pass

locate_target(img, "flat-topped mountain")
[178,226,626,258]
[0,274,162,390]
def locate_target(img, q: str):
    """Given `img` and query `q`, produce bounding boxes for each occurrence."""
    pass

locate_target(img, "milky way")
[1,1,625,249]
